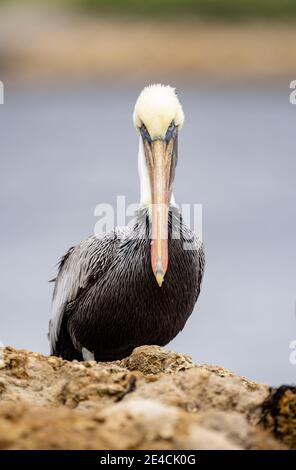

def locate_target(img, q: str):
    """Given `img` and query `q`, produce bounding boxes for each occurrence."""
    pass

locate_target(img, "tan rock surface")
[0,345,294,450]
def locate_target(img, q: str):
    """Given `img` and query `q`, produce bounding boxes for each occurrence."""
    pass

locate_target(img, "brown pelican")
[49,84,205,361]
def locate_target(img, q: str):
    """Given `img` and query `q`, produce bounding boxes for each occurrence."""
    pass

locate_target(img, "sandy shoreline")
[0,7,296,82]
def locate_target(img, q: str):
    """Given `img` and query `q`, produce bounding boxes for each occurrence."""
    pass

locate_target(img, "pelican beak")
[142,131,177,287]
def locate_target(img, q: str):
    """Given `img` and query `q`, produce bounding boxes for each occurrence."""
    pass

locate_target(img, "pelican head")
[133,84,184,287]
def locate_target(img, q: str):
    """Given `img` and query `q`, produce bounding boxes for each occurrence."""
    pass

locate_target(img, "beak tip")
[154,257,166,287]
[155,272,165,287]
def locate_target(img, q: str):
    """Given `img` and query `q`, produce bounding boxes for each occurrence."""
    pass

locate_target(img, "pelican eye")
[140,123,152,144]
[165,121,177,142]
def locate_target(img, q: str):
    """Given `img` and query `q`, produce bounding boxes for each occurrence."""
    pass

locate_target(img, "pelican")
[49,84,205,361]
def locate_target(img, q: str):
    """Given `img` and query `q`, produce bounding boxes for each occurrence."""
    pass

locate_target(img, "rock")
[0,345,294,450]
[261,385,296,449]
[120,345,194,375]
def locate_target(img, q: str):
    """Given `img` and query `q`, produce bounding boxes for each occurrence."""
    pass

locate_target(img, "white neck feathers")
[138,137,151,206]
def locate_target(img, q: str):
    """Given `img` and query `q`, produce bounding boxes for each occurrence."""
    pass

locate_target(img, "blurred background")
[0,0,296,385]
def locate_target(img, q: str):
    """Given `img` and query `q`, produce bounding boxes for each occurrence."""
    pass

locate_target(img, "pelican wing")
[49,232,120,355]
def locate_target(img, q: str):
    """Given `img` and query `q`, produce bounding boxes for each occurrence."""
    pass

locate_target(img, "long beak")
[143,138,176,287]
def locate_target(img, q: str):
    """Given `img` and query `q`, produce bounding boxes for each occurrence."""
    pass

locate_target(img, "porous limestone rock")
[0,345,294,450]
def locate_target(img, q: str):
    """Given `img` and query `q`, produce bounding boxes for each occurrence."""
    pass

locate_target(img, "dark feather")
[49,207,205,361]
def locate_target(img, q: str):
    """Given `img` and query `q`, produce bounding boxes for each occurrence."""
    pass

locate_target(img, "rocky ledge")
[0,345,295,450]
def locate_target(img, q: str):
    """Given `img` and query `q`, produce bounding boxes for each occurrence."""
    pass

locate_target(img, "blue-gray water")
[0,83,295,385]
